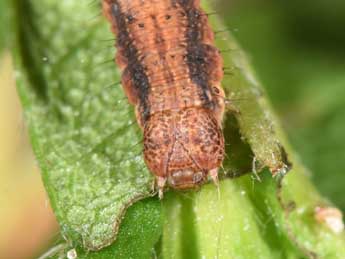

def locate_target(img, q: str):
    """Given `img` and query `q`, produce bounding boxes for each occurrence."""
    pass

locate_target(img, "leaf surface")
[12,0,161,252]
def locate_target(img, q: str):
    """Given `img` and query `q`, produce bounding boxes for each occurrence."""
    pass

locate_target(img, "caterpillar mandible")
[102,0,225,198]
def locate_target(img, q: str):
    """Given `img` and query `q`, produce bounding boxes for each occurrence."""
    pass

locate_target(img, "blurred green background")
[0,0,344,258]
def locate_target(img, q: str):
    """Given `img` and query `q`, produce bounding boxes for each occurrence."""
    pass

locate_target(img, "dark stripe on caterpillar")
[176,0,216,110]
[110,2,151,122]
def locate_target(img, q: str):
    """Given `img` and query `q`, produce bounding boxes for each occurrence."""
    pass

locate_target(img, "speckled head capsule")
[102,0,225,197]
[144,108,224,192]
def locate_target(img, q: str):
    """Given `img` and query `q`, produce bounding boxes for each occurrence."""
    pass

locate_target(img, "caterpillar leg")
[209,168,219,186]
[224,99,240,114]
[156,176,166,200]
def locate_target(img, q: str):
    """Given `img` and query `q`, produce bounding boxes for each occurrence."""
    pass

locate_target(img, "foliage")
[4,0,345,258]
[222,0,345,210]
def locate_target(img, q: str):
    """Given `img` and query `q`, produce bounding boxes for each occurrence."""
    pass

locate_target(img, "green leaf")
[222,2,345,211]
[11,0,161,253]
[207,1,290,175]
[163,171,345,259]
[162,175,302,259]
[42,198,162,259]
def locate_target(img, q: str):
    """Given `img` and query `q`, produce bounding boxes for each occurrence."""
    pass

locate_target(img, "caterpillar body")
[102,0,225,197]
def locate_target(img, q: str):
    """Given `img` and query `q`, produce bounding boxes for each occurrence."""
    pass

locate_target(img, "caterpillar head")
[143,107,224,195]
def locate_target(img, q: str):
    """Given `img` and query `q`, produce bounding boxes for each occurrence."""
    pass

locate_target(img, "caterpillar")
[102,0,225,198]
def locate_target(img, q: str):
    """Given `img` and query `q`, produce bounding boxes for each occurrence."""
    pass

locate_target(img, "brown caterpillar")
[102,0,225,198]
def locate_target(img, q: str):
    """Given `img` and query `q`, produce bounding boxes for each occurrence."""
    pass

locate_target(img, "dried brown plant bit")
[315,206,344,234]
[102,0,225,195]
